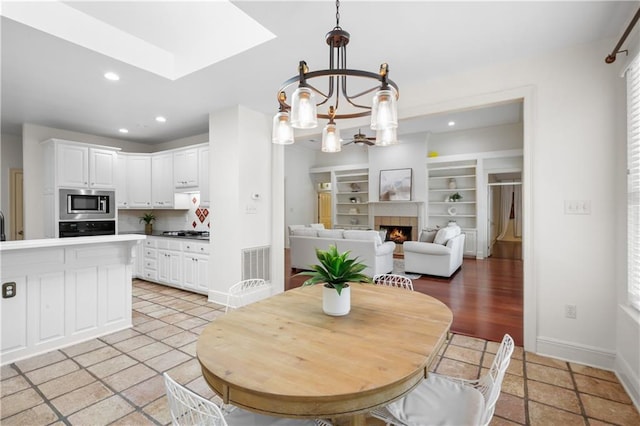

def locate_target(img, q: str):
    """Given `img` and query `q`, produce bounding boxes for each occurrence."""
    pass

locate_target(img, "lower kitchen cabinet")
[136,236,209,295]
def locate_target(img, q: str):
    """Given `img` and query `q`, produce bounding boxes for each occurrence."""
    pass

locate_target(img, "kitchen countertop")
[119,231,210,241]
[0,234,146,251]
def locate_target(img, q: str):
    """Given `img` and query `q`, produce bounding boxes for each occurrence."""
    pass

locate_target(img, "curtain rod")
[606,7,640,64]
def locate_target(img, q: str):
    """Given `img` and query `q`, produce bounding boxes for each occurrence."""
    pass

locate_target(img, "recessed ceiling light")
[104,72,120,81]
[155,116,167,123]
[119,128,129,133]
[448,121,456,127]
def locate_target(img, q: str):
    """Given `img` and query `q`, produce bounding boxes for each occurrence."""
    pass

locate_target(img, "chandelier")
[272,0,399,152]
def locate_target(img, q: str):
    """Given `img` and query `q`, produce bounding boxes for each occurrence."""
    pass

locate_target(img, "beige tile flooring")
[1,279,638,425]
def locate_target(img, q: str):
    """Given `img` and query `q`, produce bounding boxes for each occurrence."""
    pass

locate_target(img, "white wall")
[208,106,273,304]
[429,122,523,156]
[284,144,317,246]
[152,133,208,152]
[1,133,22,238]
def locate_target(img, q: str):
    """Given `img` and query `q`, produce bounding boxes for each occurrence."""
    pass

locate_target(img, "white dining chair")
[370,334,515,426]
[164,373,333,426]
[225,278,271,313]
[372,274,414,291]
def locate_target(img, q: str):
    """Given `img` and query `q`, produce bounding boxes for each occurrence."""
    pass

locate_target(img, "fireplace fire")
[380,225,412,244]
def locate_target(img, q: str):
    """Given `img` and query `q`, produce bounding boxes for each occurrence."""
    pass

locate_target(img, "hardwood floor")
[285,250,524,346]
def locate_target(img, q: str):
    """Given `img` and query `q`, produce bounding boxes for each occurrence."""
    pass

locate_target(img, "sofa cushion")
[343,230,382,245]
[288,225,306,235]
[309,223,325,229]
[292,228,318,237]
[318,229,344,239]
[403,241,451,255]
[434,225,461,245]
[419,229,437,243]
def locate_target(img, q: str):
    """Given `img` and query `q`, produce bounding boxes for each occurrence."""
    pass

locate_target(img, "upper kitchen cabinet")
[115,154,129,208]
[173,148,199,189]
[43,139,119,190]
[126,155,152,208]
[152,153,175,207]
[198,145,209,207]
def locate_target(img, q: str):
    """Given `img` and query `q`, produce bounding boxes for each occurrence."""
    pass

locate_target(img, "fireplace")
[374,216,419,256]
[380,225,412,244]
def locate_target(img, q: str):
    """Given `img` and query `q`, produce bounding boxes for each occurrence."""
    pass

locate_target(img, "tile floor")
[1,279,638,425]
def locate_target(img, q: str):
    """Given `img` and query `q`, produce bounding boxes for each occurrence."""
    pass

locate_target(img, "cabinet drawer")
[184,242,210,254]
[143,270,158,281]
[144,239,157,248]
[144,248,157,259]
[144,259,157,270]
[156,238,182,251]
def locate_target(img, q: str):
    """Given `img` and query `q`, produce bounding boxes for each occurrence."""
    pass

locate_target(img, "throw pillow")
[309,223,325,229]
[419,229,437,243]
[434,226,460,245]
[378,229,388,242]
[288,225,306,235]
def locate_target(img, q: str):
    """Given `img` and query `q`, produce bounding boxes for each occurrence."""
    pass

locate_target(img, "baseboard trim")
[535,336,616,370]
[615,352,640,411]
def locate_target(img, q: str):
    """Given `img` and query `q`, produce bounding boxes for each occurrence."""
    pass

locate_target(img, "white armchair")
[403,227,465,278]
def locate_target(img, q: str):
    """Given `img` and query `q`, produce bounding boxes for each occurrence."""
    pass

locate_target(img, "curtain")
[497,185,513,240]
[514,184,522,238]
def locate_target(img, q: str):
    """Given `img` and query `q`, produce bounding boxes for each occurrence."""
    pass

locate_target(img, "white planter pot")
[322,284,351,316]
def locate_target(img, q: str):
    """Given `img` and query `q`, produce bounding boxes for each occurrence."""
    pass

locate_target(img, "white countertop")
[0,234,146,252]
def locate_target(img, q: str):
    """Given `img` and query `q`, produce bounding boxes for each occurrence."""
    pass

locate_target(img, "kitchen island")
[0,234,145,365]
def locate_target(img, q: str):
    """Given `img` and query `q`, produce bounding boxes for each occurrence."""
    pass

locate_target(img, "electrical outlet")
[565,304,577,319]
[2,282,16,298]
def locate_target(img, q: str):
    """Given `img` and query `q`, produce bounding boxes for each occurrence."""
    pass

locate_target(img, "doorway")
[317,191,332,229]
[9,168,24,240]
[487,173,522,260]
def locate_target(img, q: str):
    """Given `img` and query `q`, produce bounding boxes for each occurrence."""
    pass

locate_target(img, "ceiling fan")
[342,129,376,146]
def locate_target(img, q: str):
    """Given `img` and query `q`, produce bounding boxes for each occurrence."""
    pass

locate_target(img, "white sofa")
[289,228,396,277]
[403,226,466,278]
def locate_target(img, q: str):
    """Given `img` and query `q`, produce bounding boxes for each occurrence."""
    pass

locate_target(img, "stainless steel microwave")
[59,189,115,220]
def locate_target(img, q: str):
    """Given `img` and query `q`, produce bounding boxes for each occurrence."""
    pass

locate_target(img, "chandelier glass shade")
[321,120,342,152]
[272,0,399,150]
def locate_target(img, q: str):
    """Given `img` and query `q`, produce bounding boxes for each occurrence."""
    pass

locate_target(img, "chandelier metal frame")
[275,0,399,122]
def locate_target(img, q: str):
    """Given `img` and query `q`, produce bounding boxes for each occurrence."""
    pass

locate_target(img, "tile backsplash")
[118,193,210,233]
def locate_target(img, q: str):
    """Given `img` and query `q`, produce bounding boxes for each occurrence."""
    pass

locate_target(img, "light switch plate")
[564,200,591,215]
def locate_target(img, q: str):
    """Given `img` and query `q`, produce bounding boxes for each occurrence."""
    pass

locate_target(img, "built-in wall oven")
[59,189,115,221]
[59,221,116,238]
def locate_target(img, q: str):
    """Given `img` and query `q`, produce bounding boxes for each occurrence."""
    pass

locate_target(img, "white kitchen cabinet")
[52,141,117,189]
[158,249,182,286]
[127,155,152,208]
[183,253,209,293]
[143,239,158,281]
[90,148,117,188]
[115,154,129,208]
[56,143,89,188]
[140,236,209,295]
[183,241,210,293]
[174,148,199,188]
[198,146,210,207]
[152,153,175,208]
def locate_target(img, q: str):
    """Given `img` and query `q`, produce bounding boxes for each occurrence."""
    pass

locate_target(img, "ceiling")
[1,1,636,145]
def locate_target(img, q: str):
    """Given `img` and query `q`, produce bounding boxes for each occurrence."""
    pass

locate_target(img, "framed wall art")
[379,168,412,201]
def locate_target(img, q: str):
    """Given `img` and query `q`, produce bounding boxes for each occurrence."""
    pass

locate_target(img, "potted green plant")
[296,245,372,316]
[449,192,463,202]
[139,212,156,235]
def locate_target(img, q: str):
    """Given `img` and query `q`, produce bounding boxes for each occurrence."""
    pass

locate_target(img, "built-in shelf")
[333,167,370,229]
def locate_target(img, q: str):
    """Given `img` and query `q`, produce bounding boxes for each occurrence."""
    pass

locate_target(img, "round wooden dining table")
[196,283,453,426]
